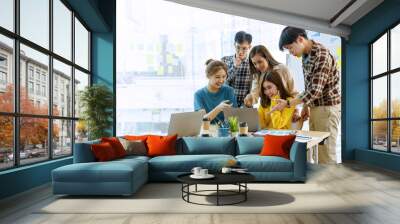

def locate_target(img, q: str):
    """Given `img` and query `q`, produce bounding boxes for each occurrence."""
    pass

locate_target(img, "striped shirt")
[300,41,341,107]
[221,55,252,107]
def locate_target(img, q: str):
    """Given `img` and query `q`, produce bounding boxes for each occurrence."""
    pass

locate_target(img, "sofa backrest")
[73,139,100,163]
[236,137,264,155]
[177,137,236,155]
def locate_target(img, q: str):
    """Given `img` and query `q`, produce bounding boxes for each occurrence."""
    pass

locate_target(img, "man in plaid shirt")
[276,27,341,164]
[221,31,253,107]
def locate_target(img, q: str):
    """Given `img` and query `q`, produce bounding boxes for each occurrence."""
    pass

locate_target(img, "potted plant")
[79,84,113,140]
[227,116,239,137]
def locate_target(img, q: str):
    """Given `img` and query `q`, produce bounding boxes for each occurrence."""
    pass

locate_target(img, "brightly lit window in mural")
[116,0,342,137]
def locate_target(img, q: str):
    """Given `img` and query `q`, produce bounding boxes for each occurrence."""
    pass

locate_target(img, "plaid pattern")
[221,55,252,107]
[300,41,341,107]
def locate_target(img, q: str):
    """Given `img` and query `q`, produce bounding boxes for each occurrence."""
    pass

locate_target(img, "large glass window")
[0,116,13,169]
[20,44,49,115]
[0,35,14,113]
[74,18,89,70]
[20,0,49,49]
[0,0,14,32]
[0,1,91,170]
[370,23,400,153]
[74,69,89,118]
[53,59,72,117]
[53,0,72,60]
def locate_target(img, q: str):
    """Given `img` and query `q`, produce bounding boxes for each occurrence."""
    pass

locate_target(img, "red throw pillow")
[259,134,296,159]
[146,135,177,157]
[101,137,127,158]
[91,142,117,161]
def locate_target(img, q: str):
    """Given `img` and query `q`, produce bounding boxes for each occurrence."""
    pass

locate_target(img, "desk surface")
[206,125,330,149]
[296,130,330,149]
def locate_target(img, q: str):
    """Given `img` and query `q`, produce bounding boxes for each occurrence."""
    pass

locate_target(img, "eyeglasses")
[235,45,250,53]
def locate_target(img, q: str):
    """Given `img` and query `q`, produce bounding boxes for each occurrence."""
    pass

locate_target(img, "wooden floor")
[1,162,400,224]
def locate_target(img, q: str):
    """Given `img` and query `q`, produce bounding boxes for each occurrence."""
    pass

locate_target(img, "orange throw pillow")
[101,137,127,158]
[91,142,117,161]
[124,135,150,141]
[259,134,296,159]
[146,135,177,157]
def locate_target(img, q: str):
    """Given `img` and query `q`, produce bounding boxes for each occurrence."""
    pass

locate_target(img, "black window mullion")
[387,30,391,152]
[48,0,54,160]
[13,0,20,167]
[71,10,76,155]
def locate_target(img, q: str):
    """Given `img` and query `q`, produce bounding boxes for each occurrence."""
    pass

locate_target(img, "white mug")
[221,167,232,174]
[191,167,202,176]
[200,169,208,176]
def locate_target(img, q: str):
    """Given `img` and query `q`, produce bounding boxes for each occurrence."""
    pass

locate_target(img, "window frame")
[370,20,400,154]
[0,0,92,171]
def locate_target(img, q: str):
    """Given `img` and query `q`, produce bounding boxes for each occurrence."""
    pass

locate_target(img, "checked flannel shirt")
[221,55,252,107]
[300,41,341,107]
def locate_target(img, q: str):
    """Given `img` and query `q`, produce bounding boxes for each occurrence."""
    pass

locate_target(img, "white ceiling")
[166,0,384,38]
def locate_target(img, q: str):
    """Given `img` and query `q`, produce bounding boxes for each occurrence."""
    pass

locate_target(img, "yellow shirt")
[258,95,295,130]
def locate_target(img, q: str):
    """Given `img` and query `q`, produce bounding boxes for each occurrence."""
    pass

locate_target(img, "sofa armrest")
[289,142,307,181]
[73,140,100,163]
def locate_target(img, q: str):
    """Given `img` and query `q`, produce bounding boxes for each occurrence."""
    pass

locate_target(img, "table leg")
[195,184,197,192]
[314,145,319,164]
[217,184,219,206]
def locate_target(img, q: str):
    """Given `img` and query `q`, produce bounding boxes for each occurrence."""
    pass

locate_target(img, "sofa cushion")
[118,138,147,156]
[101,137,127,158]
[91,142,118,161]
[236,137,264,155]
[148,154,235,172]
[178,137,235,155]
[52,159,147,183]
[147,135,178,157]
[260,134,296,159]
[236,155,293,172]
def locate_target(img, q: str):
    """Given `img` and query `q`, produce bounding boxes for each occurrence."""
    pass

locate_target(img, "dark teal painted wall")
[0,158,72,199]
[344,0,400,171]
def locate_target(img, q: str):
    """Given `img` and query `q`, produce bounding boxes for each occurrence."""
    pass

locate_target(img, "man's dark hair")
[278,27,308,51]
[234,31,252,44]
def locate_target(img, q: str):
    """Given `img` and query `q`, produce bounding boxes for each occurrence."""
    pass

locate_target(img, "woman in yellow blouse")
[258,70,295,130]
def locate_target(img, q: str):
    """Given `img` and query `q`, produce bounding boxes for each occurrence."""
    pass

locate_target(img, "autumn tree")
[0,84,60,151]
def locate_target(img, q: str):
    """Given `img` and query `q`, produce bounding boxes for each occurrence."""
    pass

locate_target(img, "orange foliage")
[0,84,60,149]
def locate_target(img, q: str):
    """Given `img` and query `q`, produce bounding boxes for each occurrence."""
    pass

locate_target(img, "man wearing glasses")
[221,31,252,107]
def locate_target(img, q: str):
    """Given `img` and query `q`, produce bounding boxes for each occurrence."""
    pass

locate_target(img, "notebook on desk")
[167,110,206,137]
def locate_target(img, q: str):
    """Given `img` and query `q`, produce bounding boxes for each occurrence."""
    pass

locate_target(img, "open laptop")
[223,108,259,132]
[168,110,206,137]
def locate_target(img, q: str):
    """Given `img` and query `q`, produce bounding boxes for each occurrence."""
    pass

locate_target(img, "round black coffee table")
[177,173,255,206]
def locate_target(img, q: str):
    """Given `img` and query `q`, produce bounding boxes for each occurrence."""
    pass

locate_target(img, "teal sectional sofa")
[52,137,307,196]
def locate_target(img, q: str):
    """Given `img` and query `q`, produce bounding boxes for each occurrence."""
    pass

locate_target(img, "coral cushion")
[101,137,127,158]
[259,134,296,159]
[146,135,178,157]
[124,135,150,142]
[91,142,117,161]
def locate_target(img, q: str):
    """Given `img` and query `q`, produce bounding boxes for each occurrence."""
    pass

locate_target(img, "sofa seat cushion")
[236,155,293,172]
[149,154,235,172]
[53,159,147,183]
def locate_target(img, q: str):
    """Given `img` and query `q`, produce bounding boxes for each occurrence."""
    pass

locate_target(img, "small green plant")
[79,84,113,140]
[227,116,239,133]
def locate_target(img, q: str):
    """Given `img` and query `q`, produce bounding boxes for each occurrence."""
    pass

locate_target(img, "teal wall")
[0,0,116,200]
[344,0,400,171]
